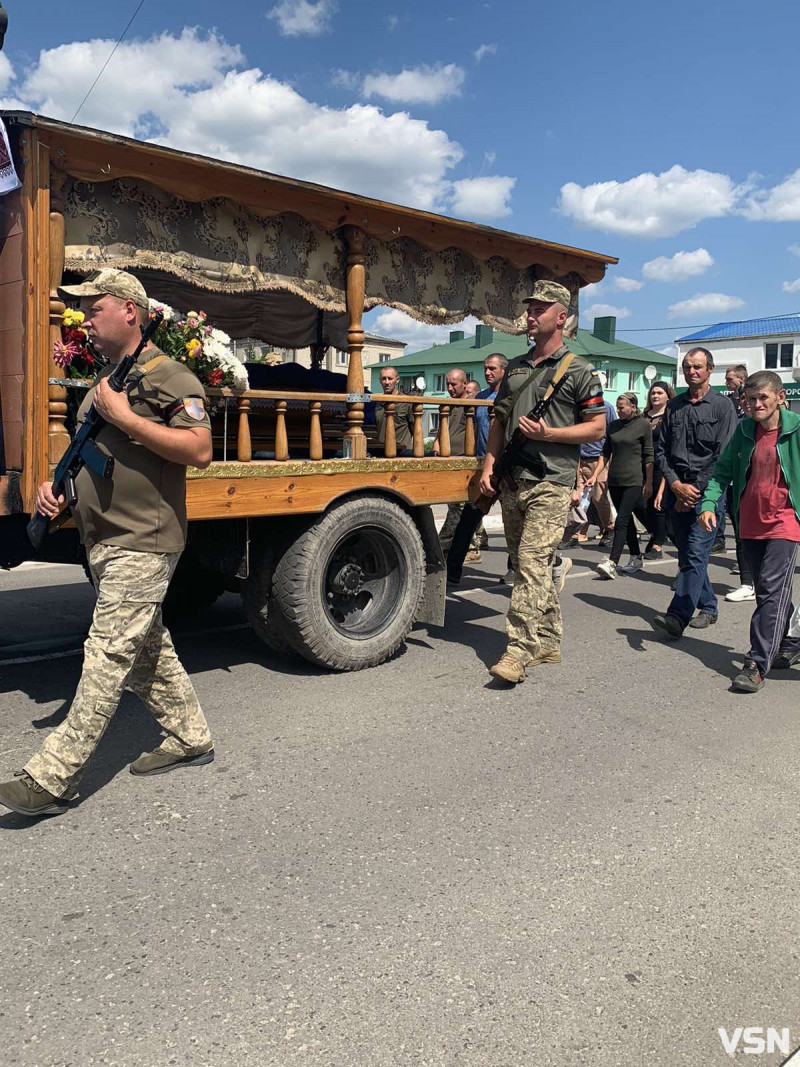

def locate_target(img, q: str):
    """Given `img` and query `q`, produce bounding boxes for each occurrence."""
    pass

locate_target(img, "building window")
[378,352,391,363]
[765,342,793,369]
[604,369,616,389]
[400,376,418,393]
[628,371,638,391]
[336,349,348,366]
[429,413,440,433]
[434,374,446,392]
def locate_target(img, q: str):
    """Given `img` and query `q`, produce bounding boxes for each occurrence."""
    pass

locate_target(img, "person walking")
[650,347,738,640]
[561,397,617,548]
[0,270,215,818]
[480,280,606,684]
[643,380,675,560]
[374,365,415,456]
[436,368,476,556]
[698,371,800,692]
[722,368,757,603]
[588,392,654,580]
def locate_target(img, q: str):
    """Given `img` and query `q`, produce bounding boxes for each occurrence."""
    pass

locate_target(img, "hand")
[672,480,701,506]
[697,510,717,532]
[570,488,582,505]
[643,479,653,500]
[653,489,664,512]
[36,480,64,519]
[518,415,554,441]
[432,439,440,455]
[584,477,596,490]
[93,376,134,430]
[479,466,496,497]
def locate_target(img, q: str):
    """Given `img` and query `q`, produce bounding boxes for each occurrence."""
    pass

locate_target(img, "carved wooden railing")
[205,388,494,464]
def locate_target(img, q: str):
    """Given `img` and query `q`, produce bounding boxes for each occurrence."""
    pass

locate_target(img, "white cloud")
[667,293,745,320]
[0,53,14,94]
[789,244,800,256]
[369,308,480,353]
[642,247,714,282]
[330,68,360,91]
[362,63,465,105]
[267,0,336,37]
[474,43,497,62]
[3,30,500,213]
[743,169,800,221]
[580,282,603,301]
[659,345,678,357]
[385,14,399,30]
[558,165,740,238]
[782,279,800,293]
[614,276,643,291]
[449,175,515,219]
[582,303,631,321]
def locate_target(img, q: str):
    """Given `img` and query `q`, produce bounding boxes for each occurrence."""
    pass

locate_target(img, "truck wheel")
[271,496,426,670]
[242,542,298,656]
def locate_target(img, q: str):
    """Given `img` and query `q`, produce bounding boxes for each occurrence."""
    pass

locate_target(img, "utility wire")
[70,1,145,124]
[616,310,800,334]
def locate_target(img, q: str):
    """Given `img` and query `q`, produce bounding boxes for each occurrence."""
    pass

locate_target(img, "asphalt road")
[1,533,799,1067]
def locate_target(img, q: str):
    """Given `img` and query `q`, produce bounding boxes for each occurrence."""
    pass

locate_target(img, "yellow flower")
[186,338,202,355]
[62,309,85,326]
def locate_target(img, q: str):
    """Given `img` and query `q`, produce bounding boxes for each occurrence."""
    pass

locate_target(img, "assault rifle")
[446,355,575,580]
[27,312,163,549]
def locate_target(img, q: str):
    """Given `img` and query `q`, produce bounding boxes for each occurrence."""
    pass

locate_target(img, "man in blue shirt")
[475,352,508,456]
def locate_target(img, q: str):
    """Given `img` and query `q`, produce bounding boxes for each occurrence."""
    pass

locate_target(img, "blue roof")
[677,314,800,342]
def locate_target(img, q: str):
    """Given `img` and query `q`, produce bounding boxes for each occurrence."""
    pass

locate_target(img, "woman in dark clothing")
[587,391,654,580]
[644,380,675,560]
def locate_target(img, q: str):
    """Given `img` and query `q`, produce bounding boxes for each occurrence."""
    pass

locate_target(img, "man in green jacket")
[699,370,800,692]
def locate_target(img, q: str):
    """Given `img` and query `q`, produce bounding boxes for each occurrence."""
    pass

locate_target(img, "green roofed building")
[370,317,678,438]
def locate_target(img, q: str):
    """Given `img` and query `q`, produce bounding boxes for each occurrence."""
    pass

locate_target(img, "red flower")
[207,368,224,386]
[53,339,82,368]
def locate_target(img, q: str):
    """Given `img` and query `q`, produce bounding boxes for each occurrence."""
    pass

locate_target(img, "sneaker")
[732,659,764,692]
[130,746,215,777]
[773,649,800,670]
[489,653,526,684]
[498,568,515,585]
[464,549,482,564]
[619,555,644,575]
[725,584,755,602]
[712,538,726,553]
[552,555,573,592]
[558,536,578,550]
[643,547,663,561]
[598,533,613,548]
[0,771,69,817]
[651,613,683,640]
[731,564,740,575]
[597,558,617,580]
[689,612,718,629]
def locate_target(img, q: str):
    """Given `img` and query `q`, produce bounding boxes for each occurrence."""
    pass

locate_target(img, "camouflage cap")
[58,268,148,310]
[523,280,572,309]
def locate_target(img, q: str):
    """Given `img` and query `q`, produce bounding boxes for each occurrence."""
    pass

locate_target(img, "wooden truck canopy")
[0,111,617,519]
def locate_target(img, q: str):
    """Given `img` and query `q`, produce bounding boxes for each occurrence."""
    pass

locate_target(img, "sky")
[2,0,800,353]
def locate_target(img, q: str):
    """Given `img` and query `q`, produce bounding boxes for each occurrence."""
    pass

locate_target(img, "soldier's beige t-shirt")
[73,347,212,552]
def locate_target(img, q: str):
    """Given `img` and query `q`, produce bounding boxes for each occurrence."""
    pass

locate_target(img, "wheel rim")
[322,526,407,639]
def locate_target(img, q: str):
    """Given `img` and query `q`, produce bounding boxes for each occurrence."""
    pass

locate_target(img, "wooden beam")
[343,225,367,460]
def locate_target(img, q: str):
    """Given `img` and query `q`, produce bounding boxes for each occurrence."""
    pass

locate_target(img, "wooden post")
[275,399,289,461]
[383,402,397,458]
[465,404,476,457]
[309,400,322,460]
[47,209,70,464]
[342,225,367,460]
[236,395,251,462]
[412,403,424,457]
[438,404,451,458]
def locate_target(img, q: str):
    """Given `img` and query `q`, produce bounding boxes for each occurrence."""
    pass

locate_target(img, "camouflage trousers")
[25,544,212,798]
[500,480,573,665]
[439,503,486,553]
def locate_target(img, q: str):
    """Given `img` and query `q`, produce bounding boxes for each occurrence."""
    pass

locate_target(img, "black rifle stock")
[26,312,163,549]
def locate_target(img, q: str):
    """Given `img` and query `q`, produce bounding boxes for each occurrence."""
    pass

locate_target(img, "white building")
[676,314,800,413]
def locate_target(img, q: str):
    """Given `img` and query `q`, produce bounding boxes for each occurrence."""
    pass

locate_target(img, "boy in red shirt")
[699,370,800,692]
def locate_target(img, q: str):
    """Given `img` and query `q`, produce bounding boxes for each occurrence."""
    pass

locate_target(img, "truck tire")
[242,542,298,656]
[270,496,426,670]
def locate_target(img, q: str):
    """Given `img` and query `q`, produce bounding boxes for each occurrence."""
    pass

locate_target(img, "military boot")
[489,653,526,684]
[0,772,70,817]
[130,746,215,777]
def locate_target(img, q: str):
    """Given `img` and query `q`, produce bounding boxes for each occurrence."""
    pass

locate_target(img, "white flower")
[148,297,174,322]
[209,327,232,346]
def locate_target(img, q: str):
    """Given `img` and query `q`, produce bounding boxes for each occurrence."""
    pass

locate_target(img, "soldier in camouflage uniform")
[480,280,607,684]
[0,270,215,817]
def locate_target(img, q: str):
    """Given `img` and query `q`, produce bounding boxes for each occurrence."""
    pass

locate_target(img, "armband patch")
[181,397,207,421]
